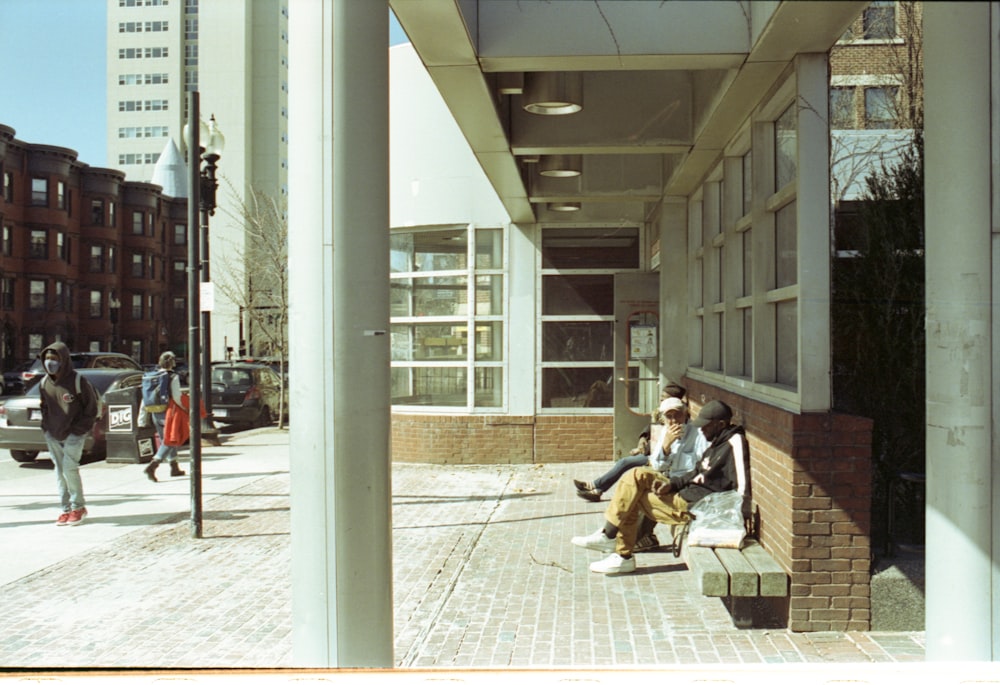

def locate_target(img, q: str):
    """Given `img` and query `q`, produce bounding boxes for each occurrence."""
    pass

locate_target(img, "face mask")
[44,359,60,375]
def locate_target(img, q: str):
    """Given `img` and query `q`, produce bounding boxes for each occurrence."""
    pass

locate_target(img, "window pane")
[776,300,798,387]
[541,227,639,269]
[741,229,752,297]
[541,368,613,408]
[390,228,467,273]
[391,367,467,407]
[775,201,797,288]
[741,151,752,216]
[390,277,468,318]
[543,321,612,362]
[391,323,466,361]
[864,87,898,129]
[774,104,797,189]
[542,275,613,315]
[29,281,45,310]
[830,87,854,129]
[473,322,503,361]
[742,307,753,378]
[475,228,503,268]
[474,367,503,408]
[863,3,896,39]
[30,230,47,258]
[31,178,47,205]
[474,275,503,315]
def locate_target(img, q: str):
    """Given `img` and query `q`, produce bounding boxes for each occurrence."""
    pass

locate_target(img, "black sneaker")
[634,533,660,552]
[572,479,591,492]
[575,488,602,503]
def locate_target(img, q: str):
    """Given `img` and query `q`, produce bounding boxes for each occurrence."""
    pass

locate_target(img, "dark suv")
[22,352,142,390]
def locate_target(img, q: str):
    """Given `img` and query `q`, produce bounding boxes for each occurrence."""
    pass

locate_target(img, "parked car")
[0,368,144,463]
[209,362,285,428]
[21,351,141,391]
[2,361,35,395]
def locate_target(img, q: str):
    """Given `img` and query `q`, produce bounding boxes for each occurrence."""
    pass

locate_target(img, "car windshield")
[212,368,253,387]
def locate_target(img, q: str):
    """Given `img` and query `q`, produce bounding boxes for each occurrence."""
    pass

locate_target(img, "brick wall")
[685,379,874,632]
[391,413,613,465]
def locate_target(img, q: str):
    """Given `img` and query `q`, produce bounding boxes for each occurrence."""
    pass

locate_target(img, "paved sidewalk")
[0,427,927,674]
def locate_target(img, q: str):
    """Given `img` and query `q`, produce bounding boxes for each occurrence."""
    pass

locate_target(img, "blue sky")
[0,1,409,168]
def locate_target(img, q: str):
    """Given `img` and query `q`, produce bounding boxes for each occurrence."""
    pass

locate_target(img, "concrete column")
[287,0,392,667]
[795,53,831,412]
[924,2,996,661]
[658,200,688,382]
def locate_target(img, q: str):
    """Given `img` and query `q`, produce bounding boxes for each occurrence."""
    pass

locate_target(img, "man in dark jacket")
[38,342,100,526]
[571,400,750,574]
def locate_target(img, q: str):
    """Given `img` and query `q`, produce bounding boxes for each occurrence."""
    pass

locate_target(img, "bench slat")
[741,539,788,597]
[683,545,728,596]
[715,547,758,597]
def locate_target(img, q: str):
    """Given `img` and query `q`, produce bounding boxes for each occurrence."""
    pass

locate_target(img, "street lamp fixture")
[183,114,225,447]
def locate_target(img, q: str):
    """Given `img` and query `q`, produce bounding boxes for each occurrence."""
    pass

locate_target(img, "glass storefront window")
[391,225,506,411]
[391,227,467,273]
[541,367,614,408]
[775,201,797,288]
[391,367,467,407]
[542,275,614,316]
[541,227,639,269]
[774,104,797,190]
[542,321,613,362]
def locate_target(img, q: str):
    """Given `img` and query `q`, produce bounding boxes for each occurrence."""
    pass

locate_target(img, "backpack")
[141,369,171,413]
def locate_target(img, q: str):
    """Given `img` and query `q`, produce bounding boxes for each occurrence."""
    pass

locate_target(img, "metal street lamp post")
[184,113,225,447]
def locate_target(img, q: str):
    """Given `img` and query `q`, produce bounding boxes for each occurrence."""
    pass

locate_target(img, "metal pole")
[187,91,203,539]
[199,185,220,446]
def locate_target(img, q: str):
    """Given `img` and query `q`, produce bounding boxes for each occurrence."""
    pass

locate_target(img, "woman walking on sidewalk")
[140,351,187,482]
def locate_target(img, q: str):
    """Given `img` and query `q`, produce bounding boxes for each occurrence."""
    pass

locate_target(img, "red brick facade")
[0,124,188,367]
[390,413,613,465]
[684,378,873,632]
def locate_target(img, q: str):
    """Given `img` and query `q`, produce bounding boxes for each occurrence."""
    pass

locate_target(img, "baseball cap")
[659,397,686,414]
[691,400,732,427]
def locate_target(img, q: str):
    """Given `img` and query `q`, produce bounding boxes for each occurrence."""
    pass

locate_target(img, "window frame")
[537,223,643,414]
[390,224,508,413]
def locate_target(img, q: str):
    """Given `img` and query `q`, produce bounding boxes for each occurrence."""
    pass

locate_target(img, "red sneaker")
[67,508,88,526]
[55,512,70,526]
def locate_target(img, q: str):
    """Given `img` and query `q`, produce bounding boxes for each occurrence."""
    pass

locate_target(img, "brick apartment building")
[0,124,189,370]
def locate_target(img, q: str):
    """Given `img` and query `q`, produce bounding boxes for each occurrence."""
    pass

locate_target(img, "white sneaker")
[590,553,637,574]
[571,528,616,553]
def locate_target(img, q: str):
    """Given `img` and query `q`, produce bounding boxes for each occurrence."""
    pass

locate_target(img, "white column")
[924,2,996,661]
[288,0,392,667]
[795,53,832,412]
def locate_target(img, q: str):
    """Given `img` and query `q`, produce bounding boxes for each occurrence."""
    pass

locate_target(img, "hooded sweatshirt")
[38,342,100,441]
[669,423,750,507]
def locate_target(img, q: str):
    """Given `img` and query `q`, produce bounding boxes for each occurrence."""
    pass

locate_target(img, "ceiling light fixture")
[539,154,583,178]
[522,72,583,115]
[547,201,582,212]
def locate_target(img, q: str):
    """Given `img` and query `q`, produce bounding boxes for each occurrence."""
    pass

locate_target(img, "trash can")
[104,386,158,464]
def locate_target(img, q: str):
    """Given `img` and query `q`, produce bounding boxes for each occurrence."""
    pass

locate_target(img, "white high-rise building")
[106,0,289,359]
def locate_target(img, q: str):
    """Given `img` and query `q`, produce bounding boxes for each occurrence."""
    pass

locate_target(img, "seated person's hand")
[652,478,672,498]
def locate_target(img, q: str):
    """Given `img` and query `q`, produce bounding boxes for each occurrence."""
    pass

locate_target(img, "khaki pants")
[604,467,691,555]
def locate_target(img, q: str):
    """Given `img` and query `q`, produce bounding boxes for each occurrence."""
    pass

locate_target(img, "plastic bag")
[686,489,747,549]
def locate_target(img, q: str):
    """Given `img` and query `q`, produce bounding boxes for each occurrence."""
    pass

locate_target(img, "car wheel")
[10,449,39,463]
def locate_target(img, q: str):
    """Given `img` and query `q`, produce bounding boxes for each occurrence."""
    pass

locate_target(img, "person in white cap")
[573,395,708,503]
[571,399,750,574]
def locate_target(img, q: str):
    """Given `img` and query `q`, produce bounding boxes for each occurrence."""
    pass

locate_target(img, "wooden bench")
[681,538,788,628]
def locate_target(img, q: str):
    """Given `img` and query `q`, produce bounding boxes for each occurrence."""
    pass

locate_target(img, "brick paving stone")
[0,455,927,671]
